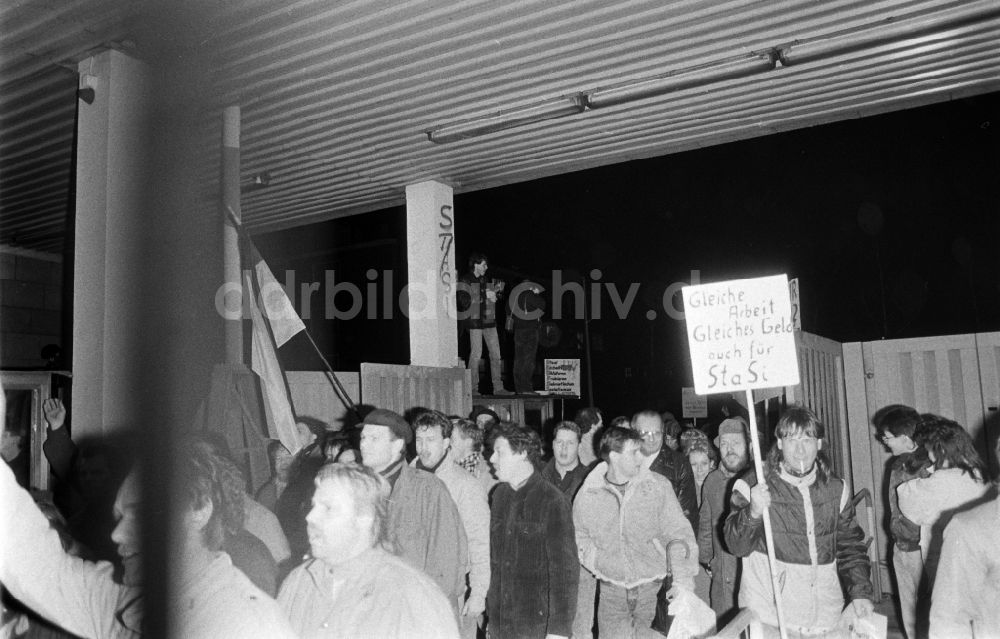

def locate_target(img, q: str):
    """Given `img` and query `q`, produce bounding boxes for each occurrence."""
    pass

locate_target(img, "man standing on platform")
[573,425,698,639]
[510,279,546,394]
[457,252,511,395]
[541,421,591,500]
[411,410,491,638]
[631,410,699,533]
[359,408,469,613]
[698,417,751,624]
[488,423,578,639]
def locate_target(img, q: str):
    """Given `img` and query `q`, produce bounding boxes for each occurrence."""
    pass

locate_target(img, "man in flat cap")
[359,408,468,614]
[697,416,752,624]
[509,279,547,394]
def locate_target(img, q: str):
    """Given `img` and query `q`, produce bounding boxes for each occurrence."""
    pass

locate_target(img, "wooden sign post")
[682,274,800,639]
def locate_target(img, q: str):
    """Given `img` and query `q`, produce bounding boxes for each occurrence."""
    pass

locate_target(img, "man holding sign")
[723,406,874,635]
[682,275,871,638]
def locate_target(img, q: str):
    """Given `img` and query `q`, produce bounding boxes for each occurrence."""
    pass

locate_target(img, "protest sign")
[682,274,800,639]
[544,359,581,396]
[682,274,800,396]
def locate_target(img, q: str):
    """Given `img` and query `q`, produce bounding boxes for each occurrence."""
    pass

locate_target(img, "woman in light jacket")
[897,414,992,589]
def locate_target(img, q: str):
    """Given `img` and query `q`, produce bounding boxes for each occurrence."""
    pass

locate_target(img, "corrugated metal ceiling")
[2,0,999,253]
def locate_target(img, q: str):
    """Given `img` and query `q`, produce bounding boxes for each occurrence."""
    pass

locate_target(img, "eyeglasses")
[638,430,662,439]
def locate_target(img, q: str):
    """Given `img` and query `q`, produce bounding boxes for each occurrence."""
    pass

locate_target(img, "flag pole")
[224,206,363,424]
[746,388,789,639]
[222,106,243,364]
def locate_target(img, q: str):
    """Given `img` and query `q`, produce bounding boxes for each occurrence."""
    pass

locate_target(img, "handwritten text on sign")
[544,359,581,396]
[682,275,800,394]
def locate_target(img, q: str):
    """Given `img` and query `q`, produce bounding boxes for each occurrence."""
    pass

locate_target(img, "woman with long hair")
[897,414,991,588]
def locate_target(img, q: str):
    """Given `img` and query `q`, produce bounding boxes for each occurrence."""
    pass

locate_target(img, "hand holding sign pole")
[682,274,799,639]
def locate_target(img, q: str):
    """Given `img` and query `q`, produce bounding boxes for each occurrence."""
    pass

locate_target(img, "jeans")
[468,327,503,391]
[599,580,662,639]
[893,546,924,639]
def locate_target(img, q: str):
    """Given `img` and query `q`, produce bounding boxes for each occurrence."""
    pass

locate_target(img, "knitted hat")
[361,408,412,444]
[714,417,749,447]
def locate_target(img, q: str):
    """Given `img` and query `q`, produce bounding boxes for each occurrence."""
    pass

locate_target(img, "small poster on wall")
[681,387,708,419]
[544,359,581,397]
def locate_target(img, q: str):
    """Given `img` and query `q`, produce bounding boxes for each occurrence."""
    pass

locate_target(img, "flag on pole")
[243,242,308,454]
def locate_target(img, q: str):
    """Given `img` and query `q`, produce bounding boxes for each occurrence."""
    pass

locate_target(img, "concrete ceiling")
[2,0,999,253]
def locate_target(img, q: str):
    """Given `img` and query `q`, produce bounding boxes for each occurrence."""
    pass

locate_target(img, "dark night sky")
[261,91,999,419]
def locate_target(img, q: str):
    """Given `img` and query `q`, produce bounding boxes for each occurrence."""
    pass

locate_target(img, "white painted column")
[72,50,152,438]
[405,180,459,367]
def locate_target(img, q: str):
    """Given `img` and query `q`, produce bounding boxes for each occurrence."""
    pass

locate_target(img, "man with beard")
[697,417,751,624]
[278,462,460,638]
[724,406,873,635]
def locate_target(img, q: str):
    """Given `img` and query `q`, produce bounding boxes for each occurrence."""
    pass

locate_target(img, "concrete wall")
[0,248,63,368]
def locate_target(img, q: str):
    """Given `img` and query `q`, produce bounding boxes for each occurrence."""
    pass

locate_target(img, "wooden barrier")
[360,362,471,417]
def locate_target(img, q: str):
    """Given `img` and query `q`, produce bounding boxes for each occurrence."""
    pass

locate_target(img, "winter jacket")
[488,471,579,638]
[388,462,469,609]
[929,497,1000,639]
[457,273,497,330]
[724,465,872,632]
[510,288,546,331]
[887,452,930,552]
[648,445,700,534]
[411,454,491,607]
[540,457,592,500]
[573,463,698,590]
[279,547,460,639]
[897,467,990,586]
[698,467,741,618]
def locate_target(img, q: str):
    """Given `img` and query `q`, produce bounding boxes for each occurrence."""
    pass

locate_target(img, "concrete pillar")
[72,50,152,438]
[405,181,459,367]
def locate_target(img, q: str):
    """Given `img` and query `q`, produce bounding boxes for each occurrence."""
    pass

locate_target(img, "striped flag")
[244,242,308,454]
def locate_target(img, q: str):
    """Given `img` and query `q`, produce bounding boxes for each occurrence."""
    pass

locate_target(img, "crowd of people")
[1,388,998,639]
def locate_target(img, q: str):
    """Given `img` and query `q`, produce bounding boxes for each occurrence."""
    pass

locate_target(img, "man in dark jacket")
[631,410,699,533]
[871,404,928,639]
[456,252,511,395]
[360,408,469,614]
[541,421,591,500]
[698,417,751,625]
[724,406,873,635]
[488,423,578,639]
[510,279,547,394]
